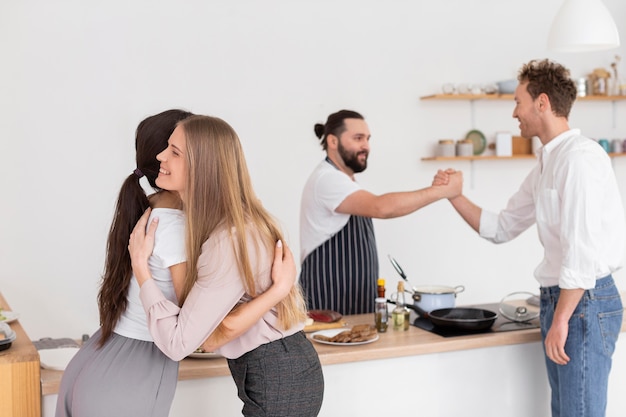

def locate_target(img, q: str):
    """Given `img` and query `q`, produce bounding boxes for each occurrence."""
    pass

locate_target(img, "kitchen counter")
[39,297,626,417]
[40,307,568,394]
[0,294,41,417]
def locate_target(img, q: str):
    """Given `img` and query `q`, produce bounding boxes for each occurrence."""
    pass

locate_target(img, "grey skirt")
[55,328,179,417]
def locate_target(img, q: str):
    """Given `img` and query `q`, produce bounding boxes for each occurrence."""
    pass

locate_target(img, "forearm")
[449,194,481,233]
[200,285,286,352]
[340,187,447,219]
[553,288,585,326]
[376,187,449,218]
[132,261,152,287]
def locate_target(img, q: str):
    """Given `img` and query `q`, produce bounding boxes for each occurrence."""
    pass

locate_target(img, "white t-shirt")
[115,208,186,341]
[299,159,361,261]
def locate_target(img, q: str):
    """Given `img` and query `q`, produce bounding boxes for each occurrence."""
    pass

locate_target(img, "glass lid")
[499,291,540,323]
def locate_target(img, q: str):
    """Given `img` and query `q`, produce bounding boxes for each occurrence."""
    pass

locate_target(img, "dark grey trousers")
[227,331,324,416]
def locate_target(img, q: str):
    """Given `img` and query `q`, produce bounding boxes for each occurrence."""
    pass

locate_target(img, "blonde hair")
[178,115,306,329]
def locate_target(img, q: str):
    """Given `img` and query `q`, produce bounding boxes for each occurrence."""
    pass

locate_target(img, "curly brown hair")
[518,59,577,118]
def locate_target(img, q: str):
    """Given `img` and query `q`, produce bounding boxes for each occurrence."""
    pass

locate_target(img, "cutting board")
[303,319,348,333]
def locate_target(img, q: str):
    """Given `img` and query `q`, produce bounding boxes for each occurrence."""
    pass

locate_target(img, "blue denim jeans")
[540,276,623,417]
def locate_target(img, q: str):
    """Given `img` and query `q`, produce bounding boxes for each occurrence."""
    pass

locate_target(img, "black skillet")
[389,299,498,332]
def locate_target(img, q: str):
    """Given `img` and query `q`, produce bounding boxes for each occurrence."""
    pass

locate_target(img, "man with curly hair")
[436,59,624,417]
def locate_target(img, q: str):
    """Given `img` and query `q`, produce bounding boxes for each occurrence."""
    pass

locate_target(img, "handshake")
[432,168,463,200]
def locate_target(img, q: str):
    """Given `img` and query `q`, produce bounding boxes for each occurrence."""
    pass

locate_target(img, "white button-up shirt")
[479,129,625,289]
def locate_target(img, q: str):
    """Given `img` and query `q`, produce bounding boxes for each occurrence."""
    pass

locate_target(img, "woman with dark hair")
[129,114,324,417]
[56,110,298,417]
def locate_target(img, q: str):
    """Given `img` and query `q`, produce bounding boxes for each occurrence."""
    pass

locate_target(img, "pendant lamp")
[548,0,620,52]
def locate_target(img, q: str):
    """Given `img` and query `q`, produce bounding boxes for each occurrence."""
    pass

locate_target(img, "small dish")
[0,322,17,351]
[39,347,80,370]
[465,130,487,155]
[0,310,19,324]
[309,328,379,346]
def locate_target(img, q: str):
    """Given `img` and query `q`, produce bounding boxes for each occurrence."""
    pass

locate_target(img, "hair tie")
[133,168,144,178]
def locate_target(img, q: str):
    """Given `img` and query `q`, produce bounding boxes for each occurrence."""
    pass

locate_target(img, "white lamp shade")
[548,0,620,52]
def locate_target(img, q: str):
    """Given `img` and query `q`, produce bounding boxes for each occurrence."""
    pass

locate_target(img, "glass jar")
[374,297,388,332]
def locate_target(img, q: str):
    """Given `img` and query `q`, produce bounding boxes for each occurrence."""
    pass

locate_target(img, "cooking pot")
[387,255,465,313]
[411,285,465,313]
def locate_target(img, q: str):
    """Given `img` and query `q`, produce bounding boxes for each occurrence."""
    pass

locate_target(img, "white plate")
[187,351,223,359]
[39,347,80,371]
[309,328,379,346]
[0,311,19,324]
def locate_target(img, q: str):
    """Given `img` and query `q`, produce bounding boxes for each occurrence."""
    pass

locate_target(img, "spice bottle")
[377,278,386,298]
[374,297,388,332]
[392,281,410,331]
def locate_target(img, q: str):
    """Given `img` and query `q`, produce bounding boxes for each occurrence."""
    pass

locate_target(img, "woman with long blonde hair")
[130,115,324,416]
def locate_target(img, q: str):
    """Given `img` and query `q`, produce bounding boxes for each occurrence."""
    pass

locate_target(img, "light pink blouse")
[139,225,304,360]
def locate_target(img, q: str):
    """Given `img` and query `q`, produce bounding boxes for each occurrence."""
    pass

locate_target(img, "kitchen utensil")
[465,129,486,155]
[498,291,540,323]
[409,285,465,312]
[39,347,80,370]
[389,299,497,331]
[0,322,16,352]
[496,79,518,94]
[387,255,464,312]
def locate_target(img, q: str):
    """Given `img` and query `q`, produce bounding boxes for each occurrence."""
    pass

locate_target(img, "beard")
[338,141,368,173]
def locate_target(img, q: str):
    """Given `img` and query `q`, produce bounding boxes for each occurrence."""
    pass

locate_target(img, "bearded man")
[299,109,461,315]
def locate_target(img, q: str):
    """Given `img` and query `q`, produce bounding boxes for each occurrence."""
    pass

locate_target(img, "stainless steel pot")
[388,255,465,313]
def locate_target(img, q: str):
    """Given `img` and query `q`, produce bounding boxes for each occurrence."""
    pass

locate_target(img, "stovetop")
[411,303,540,338]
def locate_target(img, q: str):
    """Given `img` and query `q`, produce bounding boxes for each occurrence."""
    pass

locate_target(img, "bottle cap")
[397,281,405,291]
[377,278,385,286]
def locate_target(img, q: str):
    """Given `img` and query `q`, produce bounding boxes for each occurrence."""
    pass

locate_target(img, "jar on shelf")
[437,139,455,157]
[611,139,623,153]
[456,139,474,156]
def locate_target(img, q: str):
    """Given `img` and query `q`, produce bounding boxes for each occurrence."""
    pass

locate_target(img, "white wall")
[1,1,626,344]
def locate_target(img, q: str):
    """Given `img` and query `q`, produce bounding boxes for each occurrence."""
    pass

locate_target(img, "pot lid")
[499,291,540,322]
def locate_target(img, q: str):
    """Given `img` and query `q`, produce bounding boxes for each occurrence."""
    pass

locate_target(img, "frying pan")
[389,299,498,332]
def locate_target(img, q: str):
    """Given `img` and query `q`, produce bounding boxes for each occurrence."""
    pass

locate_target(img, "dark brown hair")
[97,109,193,347]
[518,59,577,118]
[314,109,364,150]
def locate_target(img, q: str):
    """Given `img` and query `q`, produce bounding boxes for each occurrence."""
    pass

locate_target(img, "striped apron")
[300,214,378,315]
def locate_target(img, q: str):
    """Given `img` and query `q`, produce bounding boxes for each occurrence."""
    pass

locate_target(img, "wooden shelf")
[422,154,534,161]
[420,94,626,101]
[422,153,626,161]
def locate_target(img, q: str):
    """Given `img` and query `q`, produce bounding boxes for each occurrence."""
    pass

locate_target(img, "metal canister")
[437,139,455,157]
[456,139,474,157]
[576,78,587,97]
[612,139,623,153]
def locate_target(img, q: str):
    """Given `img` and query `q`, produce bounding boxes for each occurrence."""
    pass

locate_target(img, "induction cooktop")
[411,302,540,338]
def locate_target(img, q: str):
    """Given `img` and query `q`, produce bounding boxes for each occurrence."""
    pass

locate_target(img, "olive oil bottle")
[392,281,410,331]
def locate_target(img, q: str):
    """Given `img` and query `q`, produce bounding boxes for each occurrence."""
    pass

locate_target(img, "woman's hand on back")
[269,240,296,299]
[129,208,159,286]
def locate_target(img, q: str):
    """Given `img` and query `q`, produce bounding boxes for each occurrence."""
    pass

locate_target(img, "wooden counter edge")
[40,294,626,396]
[0,294,41,417]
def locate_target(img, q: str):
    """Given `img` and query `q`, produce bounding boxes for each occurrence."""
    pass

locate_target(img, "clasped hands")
[432,168,463,199]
